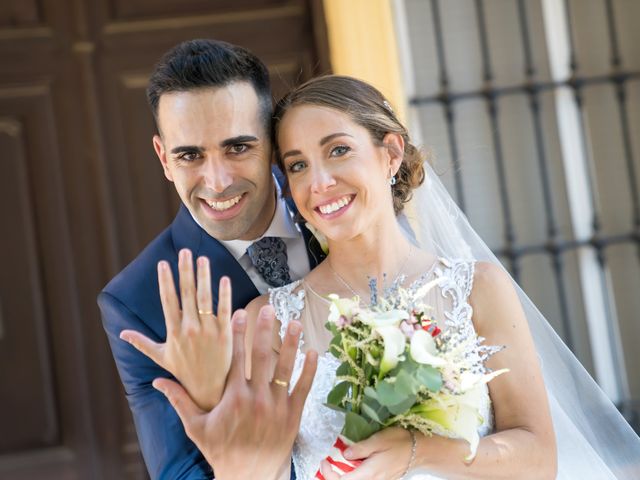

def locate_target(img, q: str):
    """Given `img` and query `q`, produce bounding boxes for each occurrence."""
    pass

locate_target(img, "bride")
[128,75,640,479]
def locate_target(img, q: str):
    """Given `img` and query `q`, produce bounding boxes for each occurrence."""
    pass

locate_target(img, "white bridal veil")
[407,162,640,479]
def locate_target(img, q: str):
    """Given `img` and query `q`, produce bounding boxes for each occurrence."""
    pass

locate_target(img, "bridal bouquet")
[323,275,508,469]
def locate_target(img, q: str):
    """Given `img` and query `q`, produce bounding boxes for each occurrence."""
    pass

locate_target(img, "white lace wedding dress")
[270,258,494,480]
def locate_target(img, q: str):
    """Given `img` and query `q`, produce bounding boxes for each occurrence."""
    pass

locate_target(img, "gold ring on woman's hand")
[273,378,289,388]
[198,309,214,315]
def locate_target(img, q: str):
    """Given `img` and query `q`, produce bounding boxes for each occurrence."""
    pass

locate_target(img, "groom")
[98,39,325,479]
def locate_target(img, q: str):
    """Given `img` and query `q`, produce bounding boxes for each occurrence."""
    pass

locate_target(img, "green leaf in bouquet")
[325,320,339,336]
[386,394,417,415]
[327,381,351,406]
[388,357,417,378]
[361,395,391,425]
[336,361,352,377]
[394,369,419,396]
[324,402,348,414]
[363,386,378,400]
[364,361,374,381]
[342,411,381,442]
[416,365,443,392]
[376,380,406,407]
[329,333,343,358]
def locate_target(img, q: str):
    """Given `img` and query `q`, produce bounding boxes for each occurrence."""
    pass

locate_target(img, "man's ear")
[382,132,405,176]
[153,134,174,182]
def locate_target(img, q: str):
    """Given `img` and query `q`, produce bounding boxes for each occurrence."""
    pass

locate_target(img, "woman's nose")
[311,166,336,193]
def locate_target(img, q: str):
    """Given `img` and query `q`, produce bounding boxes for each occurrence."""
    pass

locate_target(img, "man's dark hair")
[147,39,272,131]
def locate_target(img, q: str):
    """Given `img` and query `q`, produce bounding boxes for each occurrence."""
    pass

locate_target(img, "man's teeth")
[206,195,242,211]
[318,196,352,215]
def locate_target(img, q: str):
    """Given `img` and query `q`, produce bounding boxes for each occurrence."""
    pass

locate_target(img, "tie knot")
[246,237,292,288]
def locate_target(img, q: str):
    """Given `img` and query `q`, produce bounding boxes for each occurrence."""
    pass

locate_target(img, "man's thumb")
[153,378,205,439]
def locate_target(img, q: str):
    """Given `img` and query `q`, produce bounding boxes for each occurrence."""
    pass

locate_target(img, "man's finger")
[271,320,301,397]
[215,276,232,332]
[120,330,164,367]
[178,249,199,327]
[228,310,247,382]
[157,260,180,335]
[250,305,276,385]
[290,349,318,414]
[152,378,206,440]
[196,256,213,322]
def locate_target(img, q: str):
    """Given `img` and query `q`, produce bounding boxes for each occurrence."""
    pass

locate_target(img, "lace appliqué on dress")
[270,280,305,348]
[433,259,494,440]
[269,281,344,479]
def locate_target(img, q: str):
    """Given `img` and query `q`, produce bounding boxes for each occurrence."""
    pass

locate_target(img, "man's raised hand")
[120,248,232,410]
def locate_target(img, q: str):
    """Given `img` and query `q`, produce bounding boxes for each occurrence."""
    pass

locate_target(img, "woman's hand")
[319,428,414,480]
[120,248,233,410]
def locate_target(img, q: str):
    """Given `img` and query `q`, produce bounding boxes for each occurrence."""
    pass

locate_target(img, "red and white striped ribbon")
[315,436,363,479]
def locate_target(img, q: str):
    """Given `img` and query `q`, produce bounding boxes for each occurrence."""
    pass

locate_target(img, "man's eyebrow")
[171,145,205,155]
[220,135,259,148]
[320,132,352,146]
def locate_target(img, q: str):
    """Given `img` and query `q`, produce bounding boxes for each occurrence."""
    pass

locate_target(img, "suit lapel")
[170,205,259,309]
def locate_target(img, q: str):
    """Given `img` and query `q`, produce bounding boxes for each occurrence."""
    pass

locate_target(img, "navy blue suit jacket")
[98,203,324,479]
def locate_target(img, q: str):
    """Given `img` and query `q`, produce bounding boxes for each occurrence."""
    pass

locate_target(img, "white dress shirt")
[217,190,311,295]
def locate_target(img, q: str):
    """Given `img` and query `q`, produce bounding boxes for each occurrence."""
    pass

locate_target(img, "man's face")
[154,82,275,241]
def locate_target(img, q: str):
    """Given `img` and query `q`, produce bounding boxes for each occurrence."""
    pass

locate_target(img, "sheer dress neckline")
[301,257,442,304]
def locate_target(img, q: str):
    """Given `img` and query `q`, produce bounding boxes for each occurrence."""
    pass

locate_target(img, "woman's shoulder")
[470,261,513,299]
[468,261,522,334]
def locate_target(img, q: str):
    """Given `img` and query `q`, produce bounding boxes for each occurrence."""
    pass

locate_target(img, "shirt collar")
[217,179,301,261]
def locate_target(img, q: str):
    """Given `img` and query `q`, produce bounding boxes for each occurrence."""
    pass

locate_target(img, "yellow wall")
[323,0,406,123]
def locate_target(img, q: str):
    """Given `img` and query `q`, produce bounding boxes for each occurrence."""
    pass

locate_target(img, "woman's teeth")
[206,194,242,211]
[318,196,352,215]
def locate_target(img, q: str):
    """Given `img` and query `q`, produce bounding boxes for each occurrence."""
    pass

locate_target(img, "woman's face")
[277,104,399,242]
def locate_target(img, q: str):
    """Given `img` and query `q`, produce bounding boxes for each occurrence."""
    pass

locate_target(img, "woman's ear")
[382,132,405,176]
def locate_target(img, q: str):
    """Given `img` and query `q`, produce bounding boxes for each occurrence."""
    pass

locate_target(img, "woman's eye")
[330,145,351,157]
[287,161,306,173]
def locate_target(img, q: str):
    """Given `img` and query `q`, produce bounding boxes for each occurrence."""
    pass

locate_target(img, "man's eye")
[177,152,200,162]
[287,161,306,173]
[330,145,351,157]
[230,144,249,154]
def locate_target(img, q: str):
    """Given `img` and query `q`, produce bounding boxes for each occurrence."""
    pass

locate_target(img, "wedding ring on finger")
[198,309,214,316]
[273,378,289,388]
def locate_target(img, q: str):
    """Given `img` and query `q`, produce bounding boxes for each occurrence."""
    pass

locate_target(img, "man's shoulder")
[101,225,176,308]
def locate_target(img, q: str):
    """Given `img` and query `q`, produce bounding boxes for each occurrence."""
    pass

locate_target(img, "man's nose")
[202,157,233,193]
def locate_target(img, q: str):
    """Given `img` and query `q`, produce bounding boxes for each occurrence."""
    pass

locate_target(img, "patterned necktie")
[246,237,292,288]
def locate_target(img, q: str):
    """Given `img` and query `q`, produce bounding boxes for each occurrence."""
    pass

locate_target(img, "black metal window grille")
[401,0,640,431]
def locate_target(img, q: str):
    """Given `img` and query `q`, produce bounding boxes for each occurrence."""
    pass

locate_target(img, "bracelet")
[400,429,417,479]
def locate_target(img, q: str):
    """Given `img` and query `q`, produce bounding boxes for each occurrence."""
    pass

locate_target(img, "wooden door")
[0,1,329,478]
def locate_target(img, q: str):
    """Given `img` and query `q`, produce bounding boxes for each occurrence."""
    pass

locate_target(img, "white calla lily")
[327,294,359,325]
[415,398,482,461]
[375,325,407,377]
[410,329,447,367]
[459,369,510,392]
[359,309,409,328]
[305,222,329,254]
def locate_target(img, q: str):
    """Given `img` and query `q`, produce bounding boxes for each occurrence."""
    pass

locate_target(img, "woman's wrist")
[400,429,417,479]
